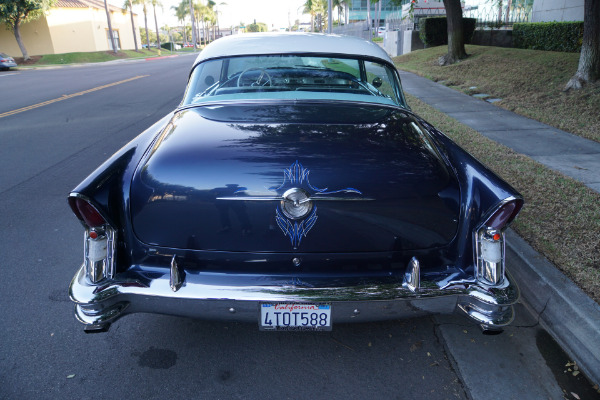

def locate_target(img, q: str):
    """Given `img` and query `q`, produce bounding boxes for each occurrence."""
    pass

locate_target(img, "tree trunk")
[565,0,600,90]
[439,0,467,66]
[104,0,118,53]
[345,3,349,25]
[143,5,150,50]
[12,18,30,61]
[189,0,197,49]
[505,0,512,24]
[129,0,138,51]
[152,4,161,49]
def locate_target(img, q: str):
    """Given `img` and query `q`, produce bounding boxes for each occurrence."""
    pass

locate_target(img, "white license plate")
[260,303,332,331]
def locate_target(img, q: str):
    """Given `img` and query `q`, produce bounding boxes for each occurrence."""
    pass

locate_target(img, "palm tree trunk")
[345,3,349,25]
[143,4,150,50]
[153,3,161,49]
[189,0,197,49]
[129,0,138,51]
[366,0,371,30]
[104,0,118,53]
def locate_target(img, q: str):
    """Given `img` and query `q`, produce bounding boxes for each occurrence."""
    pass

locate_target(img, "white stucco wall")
[532,0,584,22]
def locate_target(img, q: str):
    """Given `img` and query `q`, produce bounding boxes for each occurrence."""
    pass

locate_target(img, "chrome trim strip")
[216,196,375,202]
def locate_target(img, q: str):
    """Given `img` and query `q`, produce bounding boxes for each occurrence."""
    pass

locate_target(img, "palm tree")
[123,0,139,51]
[303,0,315,32]
[133,0,151,50]
[104,0,118,53]
[171,1,188,44]
[151,0,162,49]
[193,2,207,46]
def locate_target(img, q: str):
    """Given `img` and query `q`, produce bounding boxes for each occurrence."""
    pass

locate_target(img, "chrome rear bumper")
[69,264,519,333]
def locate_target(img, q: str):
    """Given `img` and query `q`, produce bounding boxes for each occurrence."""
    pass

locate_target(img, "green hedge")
[161,42,176,51]
[419,17,476,47]
[513,21,583,52]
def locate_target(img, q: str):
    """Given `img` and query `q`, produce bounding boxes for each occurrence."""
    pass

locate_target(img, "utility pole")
[328,0,332,33]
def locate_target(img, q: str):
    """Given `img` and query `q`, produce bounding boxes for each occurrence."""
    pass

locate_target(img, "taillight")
[483,198,523,230]
[68,196,115,283]
[69,197,106,227]
[475,198,524,286]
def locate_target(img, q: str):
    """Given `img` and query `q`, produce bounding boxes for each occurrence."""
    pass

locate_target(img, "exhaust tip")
[84,323,110,334]
[480,324,503,335]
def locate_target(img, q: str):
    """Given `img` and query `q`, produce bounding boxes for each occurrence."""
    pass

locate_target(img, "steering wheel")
[237,67,272,87]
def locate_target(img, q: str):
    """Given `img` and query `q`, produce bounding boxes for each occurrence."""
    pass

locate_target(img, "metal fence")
[464,2,532,29]
[384,2,533,31]
[332,21,371,40]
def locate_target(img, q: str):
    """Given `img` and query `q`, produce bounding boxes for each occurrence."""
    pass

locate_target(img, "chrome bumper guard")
[69,264,519,333]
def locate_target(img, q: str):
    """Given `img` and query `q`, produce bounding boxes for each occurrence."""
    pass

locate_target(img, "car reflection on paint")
[67,33,523,334]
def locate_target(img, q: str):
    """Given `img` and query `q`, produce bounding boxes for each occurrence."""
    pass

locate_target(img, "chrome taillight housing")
[69,196,116,284]
[475,197,523,286]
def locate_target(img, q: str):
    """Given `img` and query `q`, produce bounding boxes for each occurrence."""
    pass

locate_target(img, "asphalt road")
[0,56,595,399]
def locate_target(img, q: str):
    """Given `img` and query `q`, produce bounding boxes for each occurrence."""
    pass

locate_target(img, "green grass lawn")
[394,45,600,143]
[22,48,198,66]
[396,45,600,303]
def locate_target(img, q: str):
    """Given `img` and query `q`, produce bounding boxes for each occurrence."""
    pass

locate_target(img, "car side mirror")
[372,77,383,88]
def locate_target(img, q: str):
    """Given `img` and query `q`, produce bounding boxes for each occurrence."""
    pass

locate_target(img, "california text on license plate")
[260,303,332,331]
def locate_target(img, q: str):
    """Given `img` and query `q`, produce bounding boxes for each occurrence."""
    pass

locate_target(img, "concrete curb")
[506,229,600,386]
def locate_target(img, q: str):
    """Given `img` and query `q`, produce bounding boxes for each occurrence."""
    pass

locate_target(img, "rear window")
[182,54,404,107]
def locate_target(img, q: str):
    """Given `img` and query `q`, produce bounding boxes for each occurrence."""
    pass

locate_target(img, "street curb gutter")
[506,229,600,386]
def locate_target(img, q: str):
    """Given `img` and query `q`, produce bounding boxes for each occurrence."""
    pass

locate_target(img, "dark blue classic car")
[68,33,523,333]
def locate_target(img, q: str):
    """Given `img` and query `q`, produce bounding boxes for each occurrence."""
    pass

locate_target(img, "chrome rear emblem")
[216,161,373,249]
[280,188,312,220]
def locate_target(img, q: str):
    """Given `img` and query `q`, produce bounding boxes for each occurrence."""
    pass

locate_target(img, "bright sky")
[112,0,311,32]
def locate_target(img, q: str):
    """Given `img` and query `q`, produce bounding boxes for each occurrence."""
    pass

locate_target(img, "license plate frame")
[259,302,332,331]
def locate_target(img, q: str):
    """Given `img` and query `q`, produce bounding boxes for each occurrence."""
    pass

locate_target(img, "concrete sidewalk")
[399,70,600,386]
[399,71,600,193]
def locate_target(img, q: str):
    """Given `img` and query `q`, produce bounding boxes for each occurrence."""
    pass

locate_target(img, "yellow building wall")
[0,6,141,58]
[46,8,98,54]
[0,18,54,58]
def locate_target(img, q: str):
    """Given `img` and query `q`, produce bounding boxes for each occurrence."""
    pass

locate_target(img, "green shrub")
[419,17,476,47]
[161,42,175,51]
[513,21,583,52]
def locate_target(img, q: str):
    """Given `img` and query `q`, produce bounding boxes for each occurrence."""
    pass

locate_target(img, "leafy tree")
[123,0,139,51]
[0,0,55,60]
[171,0,188,44]
[140,27,167,45]
[565,0,600,90]
[247,22,267,32]
[303,0,327,32]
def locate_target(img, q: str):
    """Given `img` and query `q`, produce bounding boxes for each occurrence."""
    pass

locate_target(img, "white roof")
[193,33,393,66]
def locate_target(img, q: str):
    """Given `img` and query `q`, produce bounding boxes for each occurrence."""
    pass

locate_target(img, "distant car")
[0,53,17,70]
[377,27,386,37]
[68,33,523,334]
